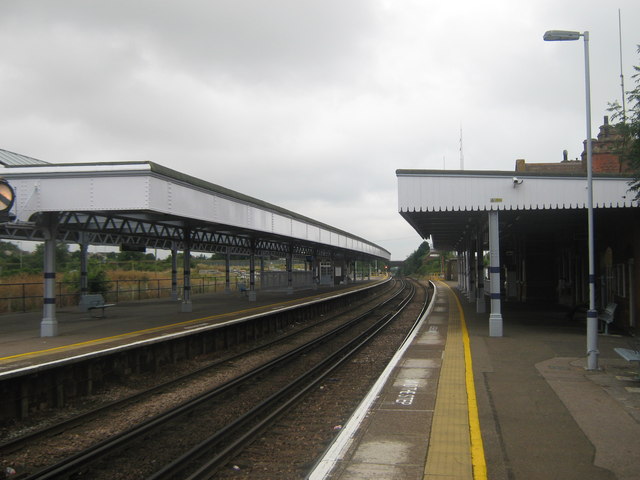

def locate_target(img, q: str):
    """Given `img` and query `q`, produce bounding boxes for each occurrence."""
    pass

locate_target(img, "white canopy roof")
[398,170,636,212]
[0,160,390,260]
[397,169,638,250]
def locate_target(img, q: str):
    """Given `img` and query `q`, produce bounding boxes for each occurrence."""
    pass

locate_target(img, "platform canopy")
[0,155,390,261]
[397,169,637,250]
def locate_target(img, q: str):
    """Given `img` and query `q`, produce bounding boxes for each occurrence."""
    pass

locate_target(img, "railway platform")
[310,280,640,480]
[0,282,373,373]
[2,278,639,479]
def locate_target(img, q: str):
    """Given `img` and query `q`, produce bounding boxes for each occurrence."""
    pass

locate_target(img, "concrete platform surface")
[2,277,639,480]
[311,280,640,480]
[464,284,640,480]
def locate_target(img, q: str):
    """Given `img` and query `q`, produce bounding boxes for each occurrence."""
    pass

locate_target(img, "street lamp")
[544,29,598,370]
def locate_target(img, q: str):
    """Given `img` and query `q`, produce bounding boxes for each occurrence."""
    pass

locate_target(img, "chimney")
[562,150,568,162]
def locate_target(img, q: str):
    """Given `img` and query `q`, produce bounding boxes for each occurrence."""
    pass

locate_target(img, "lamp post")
[544,29,598,370]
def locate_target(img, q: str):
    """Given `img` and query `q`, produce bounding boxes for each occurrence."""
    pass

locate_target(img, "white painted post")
[476,228,486,313]
[79,234,89,300]
[286,251,293,295]
[225,250,231,294]
[461,250,468,294]
[41,233,58,337]
[171,244,179,301]
[467,242,475,302]
[312,255,319,290]
[260,256,265,289]
[248,252,257,301]
[181,232,192,312]
[488,210,503,336]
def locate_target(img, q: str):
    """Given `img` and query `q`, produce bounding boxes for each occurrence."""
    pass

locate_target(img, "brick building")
[516,116,632,175]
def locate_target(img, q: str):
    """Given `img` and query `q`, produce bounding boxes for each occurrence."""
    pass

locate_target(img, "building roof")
[0,148,50,167]
[515,158,584,174]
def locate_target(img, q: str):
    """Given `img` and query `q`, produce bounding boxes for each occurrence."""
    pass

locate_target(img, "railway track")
[2,278,430,479]
[219,277,432,479]
[0,280,398,456]
[151,279,421,480]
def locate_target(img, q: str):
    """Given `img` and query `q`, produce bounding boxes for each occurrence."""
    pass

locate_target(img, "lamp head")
[543,30,581,41]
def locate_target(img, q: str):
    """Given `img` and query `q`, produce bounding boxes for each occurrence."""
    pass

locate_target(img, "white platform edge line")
[307,280,439,480]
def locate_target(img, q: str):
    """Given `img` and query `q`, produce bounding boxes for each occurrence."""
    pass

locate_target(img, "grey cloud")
[0,0,377,86]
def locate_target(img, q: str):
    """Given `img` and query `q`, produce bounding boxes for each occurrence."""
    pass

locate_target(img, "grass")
[0,268,244,314]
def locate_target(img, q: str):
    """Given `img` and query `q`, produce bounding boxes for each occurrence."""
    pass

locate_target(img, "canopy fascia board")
[397,170,637,213]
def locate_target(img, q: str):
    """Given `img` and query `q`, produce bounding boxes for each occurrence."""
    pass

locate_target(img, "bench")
[598,303,617,334]
[79,294,116,318]
[614,347,640,379]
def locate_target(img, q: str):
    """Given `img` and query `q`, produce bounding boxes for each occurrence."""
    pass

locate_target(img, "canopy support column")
[181,229,192,312]
[467,241,475,302]
[476,227,486,313]
[260,256,265,285]
[489,210,503,337]
[171,244,178,301]
[286,250,293,294]
[225,250,231,294]
[312,253,319,290]
[248,250,257,301]
[79,233,89,300]
[40,216,58,337]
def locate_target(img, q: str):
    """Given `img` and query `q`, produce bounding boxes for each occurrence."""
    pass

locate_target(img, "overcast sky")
[1,1,638,260]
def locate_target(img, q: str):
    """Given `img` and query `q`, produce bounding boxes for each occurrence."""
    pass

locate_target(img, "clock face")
[0,181,15,212]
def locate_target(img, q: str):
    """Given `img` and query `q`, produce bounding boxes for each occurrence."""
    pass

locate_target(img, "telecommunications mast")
[459,126,464,170]
[619,9,627,123]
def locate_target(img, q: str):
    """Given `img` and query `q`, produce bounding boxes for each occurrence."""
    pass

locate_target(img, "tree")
[609,45,640,200]
[0,241,24,276]
[22,242,73,273]
[401,241,431,276]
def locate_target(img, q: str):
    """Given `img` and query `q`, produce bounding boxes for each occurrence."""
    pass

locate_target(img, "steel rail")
[152,280,420,479]
[0,279,398,455]
[20,280,407,480]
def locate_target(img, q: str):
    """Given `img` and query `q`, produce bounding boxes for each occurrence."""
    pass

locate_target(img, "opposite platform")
[0,282,377,375]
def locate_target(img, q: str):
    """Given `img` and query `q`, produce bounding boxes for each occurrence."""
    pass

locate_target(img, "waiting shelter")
[397,168,639,341]
[0,148,390,337]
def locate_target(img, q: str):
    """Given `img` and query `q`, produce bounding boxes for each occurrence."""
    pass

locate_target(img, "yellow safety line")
[0,310,243,362]
[0,283,373,363]
[451,285,488,480]
[424,281,487,480]
[424,284,471,479]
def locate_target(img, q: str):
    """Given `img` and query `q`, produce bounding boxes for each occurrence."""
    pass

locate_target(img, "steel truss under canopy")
[2,210,322,257]
[0,160,389,261]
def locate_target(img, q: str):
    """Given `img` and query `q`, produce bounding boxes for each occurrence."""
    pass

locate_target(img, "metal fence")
[0,276,248,314]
